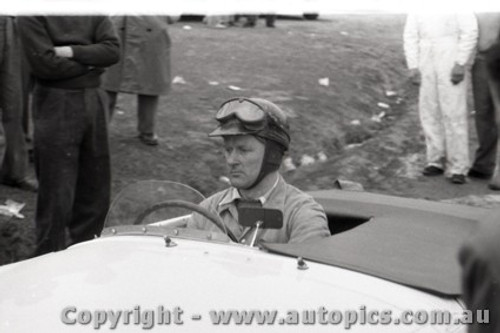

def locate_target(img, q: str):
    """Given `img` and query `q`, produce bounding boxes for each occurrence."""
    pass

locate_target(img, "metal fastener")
[297,257,309,270]
[164,236,177,248]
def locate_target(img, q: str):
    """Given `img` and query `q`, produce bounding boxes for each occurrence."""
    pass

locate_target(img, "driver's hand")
[409,68,421,86]
[450,63,465,85]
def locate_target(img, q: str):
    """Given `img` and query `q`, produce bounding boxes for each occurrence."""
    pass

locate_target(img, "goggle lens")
[216,99,266,125]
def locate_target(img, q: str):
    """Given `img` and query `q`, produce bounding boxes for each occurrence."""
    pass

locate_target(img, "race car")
[0,180,494,332]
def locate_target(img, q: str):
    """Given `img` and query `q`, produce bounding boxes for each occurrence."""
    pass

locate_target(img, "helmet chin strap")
[243,139,285,190]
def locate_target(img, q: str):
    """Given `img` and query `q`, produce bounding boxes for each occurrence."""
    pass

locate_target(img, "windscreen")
[105,180,206,227]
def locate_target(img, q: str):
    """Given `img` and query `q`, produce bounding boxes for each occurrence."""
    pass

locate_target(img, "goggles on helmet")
[210,97,291,150]
[215,98,268,131]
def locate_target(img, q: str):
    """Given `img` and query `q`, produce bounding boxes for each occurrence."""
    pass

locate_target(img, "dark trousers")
[0,17,29,183]
[33,85,111,255]
[471,56,499,175]
[245,15,276,27]
[106,91,158,135]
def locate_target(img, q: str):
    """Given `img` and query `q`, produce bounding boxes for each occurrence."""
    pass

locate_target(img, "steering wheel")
[133,199,238,243]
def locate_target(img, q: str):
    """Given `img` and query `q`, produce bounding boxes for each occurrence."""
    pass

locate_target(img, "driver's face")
[223,135,265,189]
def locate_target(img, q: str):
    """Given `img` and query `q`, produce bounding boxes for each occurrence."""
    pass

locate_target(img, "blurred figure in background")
[204,15,234,28]
[470,13,500,191]
[18,15,120,255]
[241,14,276,28]
[403,12,478,184]
[0,16,37,192]
[103,16,172,146]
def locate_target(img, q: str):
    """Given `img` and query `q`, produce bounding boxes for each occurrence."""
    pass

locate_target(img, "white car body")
[0,231,465,332]
[0,181,489,332]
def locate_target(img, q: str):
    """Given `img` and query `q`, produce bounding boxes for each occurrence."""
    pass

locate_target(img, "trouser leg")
[488,78,500,187]
[0,22,28,182]
[265,14,276,27]
[471,58,497,174]
[21,60,34,142]
[68,154,110,243]
[67,89,111,244]
[419,71,445,169]
[21,72,34,163]
[137,94,159,135]
[438,72,469,175]
[32,86,84,255]
[0,119,28,182]
[245,15,257,27]
[106,90,118,121]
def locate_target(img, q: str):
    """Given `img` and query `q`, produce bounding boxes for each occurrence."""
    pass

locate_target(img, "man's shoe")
[138,133,159,146]
[0,178,38,192]
[422,165,444,176]
[450,174,466,185]
[467,169,493,179]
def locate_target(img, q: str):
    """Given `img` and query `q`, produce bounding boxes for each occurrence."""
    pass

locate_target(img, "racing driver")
[187,97,331,244]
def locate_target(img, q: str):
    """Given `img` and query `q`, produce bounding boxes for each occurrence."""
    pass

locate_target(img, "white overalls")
[404,13,478,175]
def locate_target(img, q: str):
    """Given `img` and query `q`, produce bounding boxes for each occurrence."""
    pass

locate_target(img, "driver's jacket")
[187,175,331,244]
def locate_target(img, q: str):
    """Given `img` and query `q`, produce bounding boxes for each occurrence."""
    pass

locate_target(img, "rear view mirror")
[238,204,283,229]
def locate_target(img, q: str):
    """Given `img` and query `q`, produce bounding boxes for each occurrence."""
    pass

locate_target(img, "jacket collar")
[217,174,285,214]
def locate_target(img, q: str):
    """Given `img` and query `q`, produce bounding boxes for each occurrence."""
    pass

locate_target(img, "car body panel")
[0,186,485,332]
[265,189,492,296]
[0,234,464,332]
